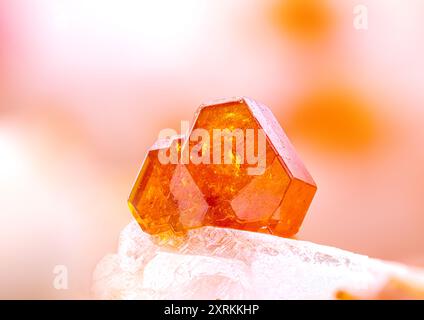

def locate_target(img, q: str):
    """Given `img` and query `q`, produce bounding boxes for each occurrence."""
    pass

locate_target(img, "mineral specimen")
[128,97,317,237]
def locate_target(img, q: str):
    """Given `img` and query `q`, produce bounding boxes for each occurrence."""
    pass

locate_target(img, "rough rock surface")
[92,221,423,299]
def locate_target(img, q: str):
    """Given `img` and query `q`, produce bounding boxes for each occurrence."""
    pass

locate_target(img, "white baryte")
[92,221,418,299]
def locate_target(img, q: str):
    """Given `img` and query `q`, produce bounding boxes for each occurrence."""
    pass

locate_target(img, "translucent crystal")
[128,97,317,238]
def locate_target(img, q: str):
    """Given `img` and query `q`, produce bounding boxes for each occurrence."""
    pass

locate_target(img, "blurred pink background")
[1,0,424,298]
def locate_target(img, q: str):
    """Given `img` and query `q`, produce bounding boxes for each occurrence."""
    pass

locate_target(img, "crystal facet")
[128,97,317,238]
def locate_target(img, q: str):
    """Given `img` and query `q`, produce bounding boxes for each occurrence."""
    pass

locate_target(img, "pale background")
[0,0,423,298]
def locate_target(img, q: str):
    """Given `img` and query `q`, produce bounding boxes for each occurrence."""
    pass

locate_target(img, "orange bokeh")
[286,86,378,153]
[271,0,335,41]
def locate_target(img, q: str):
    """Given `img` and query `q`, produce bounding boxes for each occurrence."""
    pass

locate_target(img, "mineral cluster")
[128,97,316,237]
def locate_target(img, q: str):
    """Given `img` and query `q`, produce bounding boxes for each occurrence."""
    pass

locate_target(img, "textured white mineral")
[92,221,424,299]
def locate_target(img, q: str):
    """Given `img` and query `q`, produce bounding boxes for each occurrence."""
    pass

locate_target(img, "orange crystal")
[128,97,317,238]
